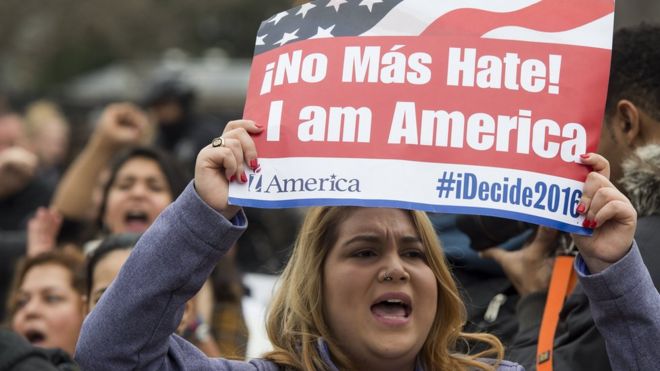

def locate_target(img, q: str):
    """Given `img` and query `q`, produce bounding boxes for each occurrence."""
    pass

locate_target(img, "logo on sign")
[248,173,361,194]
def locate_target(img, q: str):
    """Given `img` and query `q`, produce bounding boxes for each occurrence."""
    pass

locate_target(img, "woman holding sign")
[75,120,651,371]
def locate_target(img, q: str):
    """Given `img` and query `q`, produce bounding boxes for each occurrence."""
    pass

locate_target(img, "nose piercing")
[383,271,393,281]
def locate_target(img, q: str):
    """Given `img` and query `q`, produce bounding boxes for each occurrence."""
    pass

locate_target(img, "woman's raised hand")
[194,120,263,219]
[26,207,63,257]
[91,103,151,152]
[572,153,637,273]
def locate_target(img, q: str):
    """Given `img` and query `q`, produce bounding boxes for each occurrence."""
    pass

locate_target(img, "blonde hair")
[264,207,504,370]
[23,100,69,139]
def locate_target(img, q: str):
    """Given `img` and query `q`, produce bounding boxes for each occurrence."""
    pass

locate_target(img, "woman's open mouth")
[24,329,47,346]
[371,293,412,325]
[124,210,150,232]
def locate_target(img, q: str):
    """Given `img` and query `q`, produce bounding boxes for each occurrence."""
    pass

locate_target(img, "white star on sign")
[267,11,288,25]
[274,29,300,46]
[256,34,267,46]
[359,0,383,12]
[310,25,335,39]
[296,3,316,18]
[326,0,347,12]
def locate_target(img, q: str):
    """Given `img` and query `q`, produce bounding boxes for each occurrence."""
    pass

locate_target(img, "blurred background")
[0,0,295,152]
[1,0,658,153]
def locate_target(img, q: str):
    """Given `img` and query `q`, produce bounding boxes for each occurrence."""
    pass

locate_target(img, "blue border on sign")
[228,197,592,235]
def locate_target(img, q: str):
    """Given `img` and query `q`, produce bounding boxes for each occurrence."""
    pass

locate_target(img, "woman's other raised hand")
[194,120,263,219]
[572,153,637,273]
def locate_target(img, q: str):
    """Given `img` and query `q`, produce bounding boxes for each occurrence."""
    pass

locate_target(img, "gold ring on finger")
[211,136,225,148]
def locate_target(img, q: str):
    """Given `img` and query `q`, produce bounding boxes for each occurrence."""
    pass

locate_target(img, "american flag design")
[255,0,613,54]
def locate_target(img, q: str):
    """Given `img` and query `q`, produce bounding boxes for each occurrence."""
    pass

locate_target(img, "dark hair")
[97,146,187,230]
[8,250,85,316]
[85,233,141,298]
[142,78,195,108]
[605,23,660,122]
[455,215,534,251]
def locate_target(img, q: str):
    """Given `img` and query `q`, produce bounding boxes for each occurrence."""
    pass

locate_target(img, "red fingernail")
[229,175,236,182]
[582,219,591,228]
[249,159,259,170]
[576,203,586,214]
[240,172,247,183]
[590,220,598,229]
[580,153,590,159]
[255,166,261,173]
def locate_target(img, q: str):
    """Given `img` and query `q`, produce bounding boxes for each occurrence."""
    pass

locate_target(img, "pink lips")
[123,210,151,232]
[370,292,412,326]
[123,220,149,233]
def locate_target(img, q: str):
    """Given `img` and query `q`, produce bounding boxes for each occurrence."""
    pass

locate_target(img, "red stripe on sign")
[421,0,613,39]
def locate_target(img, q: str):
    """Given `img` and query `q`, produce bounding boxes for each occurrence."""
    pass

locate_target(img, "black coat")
[0,330,78,371]
[459,145,660,370]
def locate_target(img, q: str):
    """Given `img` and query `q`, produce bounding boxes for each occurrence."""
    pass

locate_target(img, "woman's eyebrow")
[342,234,422,246]
[16,290,29,297]
[41,286,68,294]
[116,175,137,183]
[342,234,381,246]
[146,177,168,186]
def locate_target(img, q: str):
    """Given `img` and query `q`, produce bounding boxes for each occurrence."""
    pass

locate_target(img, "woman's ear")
[79,295,91,318]
[82,295,89,314]
[615,99,641,146]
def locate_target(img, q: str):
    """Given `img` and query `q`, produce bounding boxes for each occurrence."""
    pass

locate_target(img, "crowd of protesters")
[0,23,659,371]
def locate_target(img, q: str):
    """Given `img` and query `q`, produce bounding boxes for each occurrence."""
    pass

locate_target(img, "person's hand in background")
[26,207,63,257]
[0,146,38,198]
[481,227,560,296]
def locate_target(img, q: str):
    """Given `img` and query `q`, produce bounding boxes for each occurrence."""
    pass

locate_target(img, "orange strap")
[536,255,578,371]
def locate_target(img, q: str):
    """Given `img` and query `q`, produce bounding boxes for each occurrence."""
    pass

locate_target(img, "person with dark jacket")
[0,329,78,371]
[618,143,660,286]
[143,77,223,176]
[480,23,660,370]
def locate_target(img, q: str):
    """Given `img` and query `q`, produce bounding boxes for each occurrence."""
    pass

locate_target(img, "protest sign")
[230,0,615,234]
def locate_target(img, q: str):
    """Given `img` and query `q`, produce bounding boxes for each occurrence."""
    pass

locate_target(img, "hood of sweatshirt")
[619,144,660,217]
